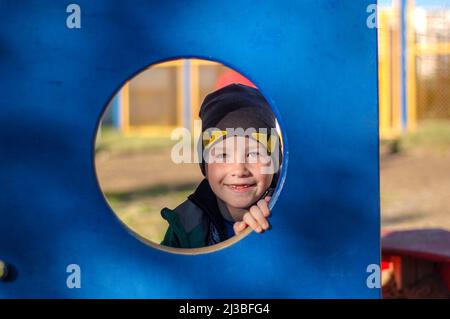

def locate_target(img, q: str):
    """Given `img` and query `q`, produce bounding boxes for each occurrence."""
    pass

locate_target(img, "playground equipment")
[378,0,450,139]
[0,1,379,298]
[110,59,226,136]
[107,59,254,137]
[108,0,450,141]
[382,229,450,293]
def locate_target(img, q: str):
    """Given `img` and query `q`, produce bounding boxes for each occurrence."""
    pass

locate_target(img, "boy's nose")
[230,161,251,177]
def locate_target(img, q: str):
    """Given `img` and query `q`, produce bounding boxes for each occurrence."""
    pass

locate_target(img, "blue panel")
[0,0,380,298]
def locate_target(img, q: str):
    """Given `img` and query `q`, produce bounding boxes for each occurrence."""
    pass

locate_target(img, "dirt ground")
[95,146,203,193]
[380,149,450,231]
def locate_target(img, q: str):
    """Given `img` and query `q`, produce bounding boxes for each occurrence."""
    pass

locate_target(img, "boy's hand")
[233,196,271,235]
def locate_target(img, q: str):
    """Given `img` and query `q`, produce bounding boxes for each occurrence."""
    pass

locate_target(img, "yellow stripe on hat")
[251,132,276,153]
[203,130,277,153]
[203,130,228,149]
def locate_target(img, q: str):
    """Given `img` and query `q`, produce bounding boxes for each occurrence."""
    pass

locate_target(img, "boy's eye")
[247,151,260,159]
[215,153,227,160]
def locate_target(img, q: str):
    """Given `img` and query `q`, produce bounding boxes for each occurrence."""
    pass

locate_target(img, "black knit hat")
[199,84,276,133]
[198,84,281,178]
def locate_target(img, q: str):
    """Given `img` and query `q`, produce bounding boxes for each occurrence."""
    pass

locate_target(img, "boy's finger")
[233,221,247,235]
[243,213,263,233]
[257,199,271,218]
[264,196,272,203]
[249,206,269,230]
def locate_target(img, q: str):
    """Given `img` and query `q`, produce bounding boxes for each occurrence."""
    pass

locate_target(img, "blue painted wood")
[0,0,380,298]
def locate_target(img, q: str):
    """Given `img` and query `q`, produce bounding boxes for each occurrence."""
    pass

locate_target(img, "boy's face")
[206,136,274,210]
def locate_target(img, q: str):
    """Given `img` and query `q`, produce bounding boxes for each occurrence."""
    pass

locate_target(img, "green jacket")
[160,179,230,248]
[160,202,208,248]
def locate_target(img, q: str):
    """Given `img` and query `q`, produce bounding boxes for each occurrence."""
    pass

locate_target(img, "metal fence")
[378,1,450,139]
[415,9,450,120]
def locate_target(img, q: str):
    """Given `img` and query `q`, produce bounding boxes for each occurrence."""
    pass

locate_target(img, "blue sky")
[378,0,450,7]
[416,0,450,5]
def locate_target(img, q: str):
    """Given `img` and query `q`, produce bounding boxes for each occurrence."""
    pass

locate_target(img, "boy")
[160,84,281,248]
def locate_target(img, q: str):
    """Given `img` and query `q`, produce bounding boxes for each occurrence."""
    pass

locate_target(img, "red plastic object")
[215,70,256,89]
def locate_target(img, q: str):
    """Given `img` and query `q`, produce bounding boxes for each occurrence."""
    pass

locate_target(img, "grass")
[95,126,200,243]
[382,120,450,155]
[95,126,177,155]
[105,187,194,243]
[379,120,450,229]
[105,182,198,202]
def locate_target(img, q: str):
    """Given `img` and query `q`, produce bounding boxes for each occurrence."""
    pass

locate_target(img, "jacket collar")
[188,179,228,241]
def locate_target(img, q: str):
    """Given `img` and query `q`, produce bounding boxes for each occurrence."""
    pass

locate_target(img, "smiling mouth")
[225,184,256,192]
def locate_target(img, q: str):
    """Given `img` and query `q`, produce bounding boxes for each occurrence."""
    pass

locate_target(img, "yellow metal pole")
[120,82,130,135]
[176,62,184,128]
[379,10,392,139]
[406,0,417,132]
[391,0,402,136]
[191,59,200,131]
